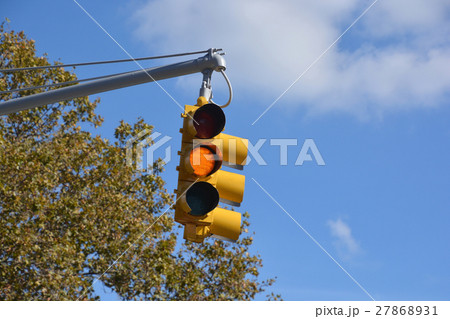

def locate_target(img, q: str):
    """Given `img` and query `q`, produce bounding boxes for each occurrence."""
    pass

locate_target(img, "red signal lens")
[193,103,225,139]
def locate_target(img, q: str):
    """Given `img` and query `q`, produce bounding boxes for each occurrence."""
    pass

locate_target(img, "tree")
[0,21,279,301]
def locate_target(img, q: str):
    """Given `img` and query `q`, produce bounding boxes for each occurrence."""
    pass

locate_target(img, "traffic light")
[174,96,248,243]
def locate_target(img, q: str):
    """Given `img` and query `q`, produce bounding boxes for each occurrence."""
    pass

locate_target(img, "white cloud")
[327,218,360,257]
[131,0,450,118]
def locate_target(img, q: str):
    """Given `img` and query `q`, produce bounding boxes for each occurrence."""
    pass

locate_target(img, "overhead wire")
[0,49,218,95]
[0,49,214,73]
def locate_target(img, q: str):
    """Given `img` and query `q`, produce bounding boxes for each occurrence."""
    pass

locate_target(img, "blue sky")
[3,0,450,300]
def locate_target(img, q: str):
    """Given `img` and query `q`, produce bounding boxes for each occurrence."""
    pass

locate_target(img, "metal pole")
[0,50,226,115]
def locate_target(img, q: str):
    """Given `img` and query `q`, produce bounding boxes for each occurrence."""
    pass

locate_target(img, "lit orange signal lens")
[189,146,221,177]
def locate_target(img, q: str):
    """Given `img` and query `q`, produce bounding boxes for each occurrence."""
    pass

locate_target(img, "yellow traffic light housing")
[174,96,248,243]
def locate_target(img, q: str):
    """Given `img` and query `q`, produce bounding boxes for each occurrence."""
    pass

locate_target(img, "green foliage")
[0,21,279,301]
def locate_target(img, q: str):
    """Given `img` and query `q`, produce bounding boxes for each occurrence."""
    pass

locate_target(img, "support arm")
[0,49,226,116]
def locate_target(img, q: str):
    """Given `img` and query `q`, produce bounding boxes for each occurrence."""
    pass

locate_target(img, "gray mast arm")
[0,49,226,116]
